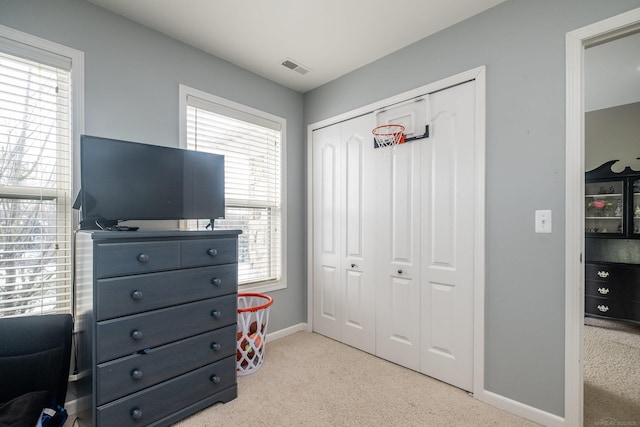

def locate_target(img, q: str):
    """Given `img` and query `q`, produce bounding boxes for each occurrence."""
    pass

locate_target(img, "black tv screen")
[79,135,225,226]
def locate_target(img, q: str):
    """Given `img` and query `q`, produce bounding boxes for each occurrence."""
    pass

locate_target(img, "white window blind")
[0,48,72,317]
[186,95,282,286]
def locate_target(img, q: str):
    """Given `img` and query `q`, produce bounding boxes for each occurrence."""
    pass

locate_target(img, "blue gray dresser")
[75,230,240,426]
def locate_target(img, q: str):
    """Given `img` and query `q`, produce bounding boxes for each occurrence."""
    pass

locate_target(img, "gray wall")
[303,0,640,417]
[586,102,640,171]
[0,0,306,334]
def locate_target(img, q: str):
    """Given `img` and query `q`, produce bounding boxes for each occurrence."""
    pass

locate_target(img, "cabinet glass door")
[585,180,624,235]
[634,179,640,235]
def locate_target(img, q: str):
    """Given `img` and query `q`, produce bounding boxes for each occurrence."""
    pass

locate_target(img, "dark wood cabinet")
[585,160,640,238]
[75,230,240,426]
[585,160,640,323]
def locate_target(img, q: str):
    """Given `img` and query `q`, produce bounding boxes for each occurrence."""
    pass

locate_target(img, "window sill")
[239,280,285,294]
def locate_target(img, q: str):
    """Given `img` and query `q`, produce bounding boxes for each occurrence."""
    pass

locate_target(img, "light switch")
[535,210,552,233]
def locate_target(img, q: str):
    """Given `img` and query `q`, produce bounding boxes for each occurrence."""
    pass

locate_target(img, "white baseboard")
[475,389,565,427]
[267,322,309,342]
[65,395,90,418]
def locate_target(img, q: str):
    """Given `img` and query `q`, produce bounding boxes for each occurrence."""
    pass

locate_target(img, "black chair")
[0,314,73,409]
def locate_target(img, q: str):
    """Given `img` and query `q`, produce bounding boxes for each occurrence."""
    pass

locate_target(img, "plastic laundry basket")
[236,292,273,376]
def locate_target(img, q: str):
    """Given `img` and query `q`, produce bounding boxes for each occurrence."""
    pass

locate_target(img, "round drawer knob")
[211,342,221,352]
[211,310,221,319]
[130,408,143,420]
[131,330,143,340]
[211,278,222,286]
[210,375,221,384]
[137,253,150,263]
[131,369,143,380]
[351,264,356,268]
[397,269,403,274]
[207,248,218,257]
[131,290,143,300]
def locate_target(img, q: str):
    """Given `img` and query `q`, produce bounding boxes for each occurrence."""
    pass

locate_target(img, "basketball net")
[372,124,405,154]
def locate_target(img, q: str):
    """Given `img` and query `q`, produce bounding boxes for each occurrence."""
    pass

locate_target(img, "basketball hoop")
[372,124,405,149]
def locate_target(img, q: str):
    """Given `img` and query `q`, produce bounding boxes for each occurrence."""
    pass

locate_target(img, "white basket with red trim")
[236,292,274,376]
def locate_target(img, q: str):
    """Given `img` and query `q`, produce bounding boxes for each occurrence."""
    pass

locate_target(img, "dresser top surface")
[78,229,242,241]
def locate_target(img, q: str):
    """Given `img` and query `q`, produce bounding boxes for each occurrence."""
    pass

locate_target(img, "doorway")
[584,31,640,425]
[565,7,640,427]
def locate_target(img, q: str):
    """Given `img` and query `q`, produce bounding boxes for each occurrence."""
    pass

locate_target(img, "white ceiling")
[87,0,506,93]
[86,0,640,105]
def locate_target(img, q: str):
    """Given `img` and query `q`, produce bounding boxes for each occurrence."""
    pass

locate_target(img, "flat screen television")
[77,135,225,229]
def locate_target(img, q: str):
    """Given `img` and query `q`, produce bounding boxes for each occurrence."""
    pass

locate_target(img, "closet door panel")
[341,115,376,353]
[312,114,375,353]
[312,125,342,340]
[420,81,475,391]
[376,140,421,371]
[344,269,366,335]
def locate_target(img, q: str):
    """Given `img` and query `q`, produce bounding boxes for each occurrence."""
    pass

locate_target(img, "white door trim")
[306,65,486,394]
[565,7,640,427]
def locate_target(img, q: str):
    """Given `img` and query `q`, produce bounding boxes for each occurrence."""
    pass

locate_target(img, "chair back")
[0,314,73,407]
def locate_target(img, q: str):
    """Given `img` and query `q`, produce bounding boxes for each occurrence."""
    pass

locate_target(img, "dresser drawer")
[585,281,623,300]
[585,296,626,319]
[181,238,237,268]
[95,241,180,278]
[585,263,638,284]
[96,264,238,320]
[586,280,640,303]
[97,325,236,405]
[96,295,237,363]
[97,356,236,427]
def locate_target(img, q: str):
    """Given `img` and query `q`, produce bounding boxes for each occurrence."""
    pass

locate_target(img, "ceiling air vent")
[281,58,311,75]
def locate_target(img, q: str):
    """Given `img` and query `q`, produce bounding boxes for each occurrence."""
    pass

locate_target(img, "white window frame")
[0,24,84,317]
[179,84,286,293]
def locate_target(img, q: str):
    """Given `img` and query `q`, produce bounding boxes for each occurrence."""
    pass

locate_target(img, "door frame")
[565,7,640,427]
[306,66,486,394]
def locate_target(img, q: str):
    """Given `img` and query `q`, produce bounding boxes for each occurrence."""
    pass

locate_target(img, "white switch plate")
[535,210,552,233]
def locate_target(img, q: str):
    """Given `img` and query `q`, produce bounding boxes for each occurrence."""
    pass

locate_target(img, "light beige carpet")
[584,317,640,426]
[174,331,538,427]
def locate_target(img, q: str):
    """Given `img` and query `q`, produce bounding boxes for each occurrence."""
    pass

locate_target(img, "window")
[180,86,285,290]
[0,27,83,317]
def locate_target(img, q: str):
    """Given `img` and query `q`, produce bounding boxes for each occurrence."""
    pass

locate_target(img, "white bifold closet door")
[375,82,476,391]
[419,81,475,391]
[375,117,422,371]
[312,113,376,354]
[312,79,476,392]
